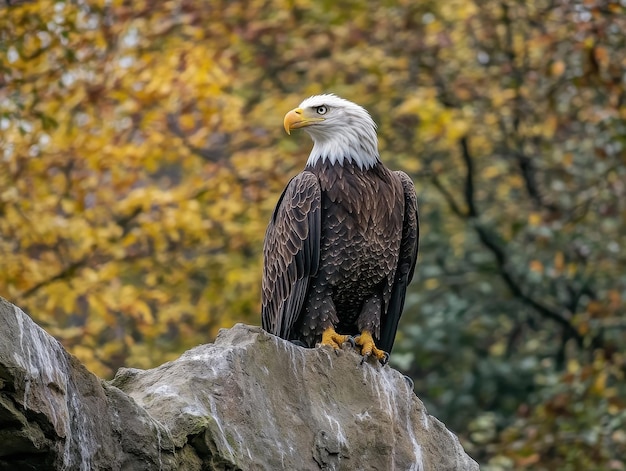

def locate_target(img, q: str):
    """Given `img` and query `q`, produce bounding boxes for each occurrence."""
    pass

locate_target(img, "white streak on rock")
[11,305,95,471]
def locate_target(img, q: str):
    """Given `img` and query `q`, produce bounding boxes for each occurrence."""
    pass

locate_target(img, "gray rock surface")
[0,296,479,470]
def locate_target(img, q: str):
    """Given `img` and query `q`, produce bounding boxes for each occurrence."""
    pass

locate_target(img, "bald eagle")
[262,95,419,363]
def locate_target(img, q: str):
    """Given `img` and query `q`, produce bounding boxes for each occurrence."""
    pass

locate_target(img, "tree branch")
[431,137,585,347]
[21,257,89,299]
[460,137,478,218]
[166,113,228,163]
[431,174,465,218]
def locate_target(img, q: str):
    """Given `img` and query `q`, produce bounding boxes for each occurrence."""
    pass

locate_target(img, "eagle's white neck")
[305,126,380,170]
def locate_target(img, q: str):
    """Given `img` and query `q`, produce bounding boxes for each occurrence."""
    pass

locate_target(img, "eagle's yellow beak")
[283,108,324,135]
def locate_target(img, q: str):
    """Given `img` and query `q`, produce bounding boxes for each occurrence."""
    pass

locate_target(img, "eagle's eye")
[315,105,328,115]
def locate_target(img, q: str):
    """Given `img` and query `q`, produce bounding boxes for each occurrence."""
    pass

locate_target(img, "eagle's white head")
[283,94,380,170]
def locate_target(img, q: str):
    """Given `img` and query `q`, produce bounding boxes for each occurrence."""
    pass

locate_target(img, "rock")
[0,296,479,470]
[0,297,176,471]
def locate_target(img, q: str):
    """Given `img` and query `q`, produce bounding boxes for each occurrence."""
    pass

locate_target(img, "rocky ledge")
[0,296,478,470]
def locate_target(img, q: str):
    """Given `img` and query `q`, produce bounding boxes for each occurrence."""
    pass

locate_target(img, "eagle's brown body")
[262,159,418,352]
[262,94,419,359]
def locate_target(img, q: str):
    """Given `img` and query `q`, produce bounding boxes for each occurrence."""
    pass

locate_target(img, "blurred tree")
[383,1,626,469]
[1,0,624,468]
[0,0,282,376]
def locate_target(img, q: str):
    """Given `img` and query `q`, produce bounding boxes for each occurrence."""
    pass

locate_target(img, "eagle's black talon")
[360,353,370,365]
[379,352,390,366]
[345,336,356,348]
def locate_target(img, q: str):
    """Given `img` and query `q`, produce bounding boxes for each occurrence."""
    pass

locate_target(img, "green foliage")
[1,0,625,468]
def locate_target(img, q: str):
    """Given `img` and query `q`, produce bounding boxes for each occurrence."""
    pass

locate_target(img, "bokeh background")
[1,1,625,469]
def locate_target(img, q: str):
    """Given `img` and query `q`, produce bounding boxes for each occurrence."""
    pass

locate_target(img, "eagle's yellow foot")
[320,327,353,351]
[355,331,389,365]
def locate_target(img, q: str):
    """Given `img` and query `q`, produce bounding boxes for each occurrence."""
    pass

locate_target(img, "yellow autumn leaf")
[529,213,542,227]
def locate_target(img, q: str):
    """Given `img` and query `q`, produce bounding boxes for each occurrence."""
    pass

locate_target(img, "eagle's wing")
[261,171,321,340]
[379,171,419,353]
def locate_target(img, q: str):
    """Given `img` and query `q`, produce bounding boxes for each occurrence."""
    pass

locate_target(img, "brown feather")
[262,158,419,352]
